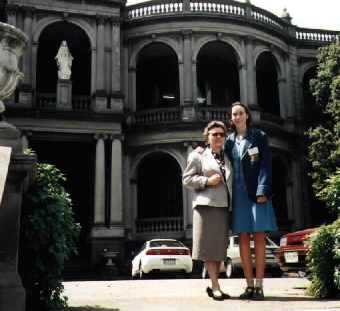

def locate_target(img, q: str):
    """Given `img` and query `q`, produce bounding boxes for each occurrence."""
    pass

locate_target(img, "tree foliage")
[307,42,340,216]
[19,163,80,311]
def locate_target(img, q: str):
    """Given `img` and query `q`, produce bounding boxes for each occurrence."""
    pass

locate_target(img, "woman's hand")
[256,195,268,204]
[207,174,222,186]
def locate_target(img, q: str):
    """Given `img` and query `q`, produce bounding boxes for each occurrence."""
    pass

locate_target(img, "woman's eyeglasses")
[209,132,225,137]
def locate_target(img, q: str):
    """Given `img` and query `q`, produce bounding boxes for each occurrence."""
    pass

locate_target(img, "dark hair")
[203,120,227,143]
[229,101,252,131]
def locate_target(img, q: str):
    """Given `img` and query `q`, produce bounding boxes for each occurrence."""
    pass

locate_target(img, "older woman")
[183,121,232,300]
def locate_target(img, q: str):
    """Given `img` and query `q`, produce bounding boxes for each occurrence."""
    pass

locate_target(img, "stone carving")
[0,22,27,113]
[55,40,73,80]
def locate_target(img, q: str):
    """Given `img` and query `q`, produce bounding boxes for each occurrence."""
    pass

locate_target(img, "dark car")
[275,228,317,274]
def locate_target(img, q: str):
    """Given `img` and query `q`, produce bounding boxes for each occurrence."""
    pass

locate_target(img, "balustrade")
[136,217,183,233]
[190,1,245,16]
[197,106,229,122]
[127,1,183,19]
[131,107,181,125]
[72,95,91,111]
[36,93,56,109]
[296,29,339,42]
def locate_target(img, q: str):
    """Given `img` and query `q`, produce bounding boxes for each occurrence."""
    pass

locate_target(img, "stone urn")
[0,22,35,311]
[0,21,27,114]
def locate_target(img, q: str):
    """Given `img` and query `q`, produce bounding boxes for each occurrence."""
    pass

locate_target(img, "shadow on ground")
[69,307,119,311]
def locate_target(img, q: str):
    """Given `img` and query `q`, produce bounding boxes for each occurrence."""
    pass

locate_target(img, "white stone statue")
[55,40,73,80]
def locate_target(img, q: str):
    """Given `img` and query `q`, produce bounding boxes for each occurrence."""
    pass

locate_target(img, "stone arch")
[36,20,92,96]
[133,151,184,219]
[135,41,180,110]
[129,37,181,69]
[255,49,282,115]
[33,16,95,48]
[195,38,241,106]
[193,36,244,66]
[254,46,283,77]
[131,148,184,179]
[299,61,317,83]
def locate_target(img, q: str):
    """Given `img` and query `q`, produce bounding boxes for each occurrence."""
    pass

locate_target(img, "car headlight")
[280,237,287,247]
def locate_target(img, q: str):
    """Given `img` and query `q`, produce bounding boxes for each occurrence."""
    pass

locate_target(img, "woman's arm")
[182,151,208,190]
[256,131,272,199]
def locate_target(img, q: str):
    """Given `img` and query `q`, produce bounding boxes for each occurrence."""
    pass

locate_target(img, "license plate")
[163,258,176,265]
[284,251,299,263]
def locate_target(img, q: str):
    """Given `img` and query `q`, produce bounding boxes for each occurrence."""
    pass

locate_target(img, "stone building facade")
[4,0,340,269]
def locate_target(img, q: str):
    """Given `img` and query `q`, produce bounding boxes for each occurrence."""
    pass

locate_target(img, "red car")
[275,228,317,274]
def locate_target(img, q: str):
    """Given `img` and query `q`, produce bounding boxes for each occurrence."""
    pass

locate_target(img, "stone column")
[184,144,193,239]
[94,134,106,224]
[93,16,107,112]
[128,66,136,112]
[181,30,195,121]
[239,63,248,105]
[21,133,29,152]
[6,5,17,26]
[245,36,258,110]
[19,7,34,106]
[110,137,123,224]
[110,17,123,113]
[291,157,304,230]
[278,77,286,118]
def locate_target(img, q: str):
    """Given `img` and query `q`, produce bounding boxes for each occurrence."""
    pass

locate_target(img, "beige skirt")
[192,205,229,261]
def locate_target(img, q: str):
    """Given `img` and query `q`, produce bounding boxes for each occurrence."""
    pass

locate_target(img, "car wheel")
[138,263,144,279]
[225,259,233,278]
[201,266,208,279]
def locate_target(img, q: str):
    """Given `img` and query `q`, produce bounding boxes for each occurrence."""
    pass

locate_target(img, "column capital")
[128,66,136,72]
[22,6,35,16]
[182,29,193,38]
[6,4,19,14]
[244,35,256,44]
[94,133,109,141]
[96,15,109,25]
[110,16,121,26]
[109,134,124,141]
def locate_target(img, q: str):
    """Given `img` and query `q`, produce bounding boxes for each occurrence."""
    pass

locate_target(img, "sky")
[126,0,340,31]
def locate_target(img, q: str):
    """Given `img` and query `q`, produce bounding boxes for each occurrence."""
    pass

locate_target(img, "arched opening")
[29,139,95,267]
[197,41,240,106]
[36,21,91,99]
[303,66,322,127]
[272,155,290,230]
[136,43,179,110]
[256,52,280,116]
[136,152,183,233]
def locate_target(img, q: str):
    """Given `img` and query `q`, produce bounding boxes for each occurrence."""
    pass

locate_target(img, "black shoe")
[206,287,230,300]
[252,287,264,300]
[239,286,254,299]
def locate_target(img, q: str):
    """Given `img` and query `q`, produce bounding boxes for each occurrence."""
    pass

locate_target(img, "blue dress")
[232,138,277,234]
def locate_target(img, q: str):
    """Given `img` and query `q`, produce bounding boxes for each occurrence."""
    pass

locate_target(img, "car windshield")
[150,240,184,248]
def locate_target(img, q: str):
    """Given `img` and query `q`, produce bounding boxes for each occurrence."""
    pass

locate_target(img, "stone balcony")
[125,0,340,44]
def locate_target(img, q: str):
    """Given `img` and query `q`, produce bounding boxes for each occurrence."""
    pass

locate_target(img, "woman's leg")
[254,232,266,280]
[239,233,254,283]
[205,260,220,289]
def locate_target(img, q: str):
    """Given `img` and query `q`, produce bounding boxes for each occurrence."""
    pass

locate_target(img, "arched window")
[197,41,240,107]
[136,43,179,110]
[37,21,91,96]
[137,152,182,219]
[256,52,280,116]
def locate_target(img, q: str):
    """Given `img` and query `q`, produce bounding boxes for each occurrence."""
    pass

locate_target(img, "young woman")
[224,102,277,300]
[183,121,232,300]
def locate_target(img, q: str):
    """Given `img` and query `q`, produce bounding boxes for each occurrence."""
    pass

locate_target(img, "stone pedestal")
[18,88,33,107]
[92,91,108,113]
[181,106,196,122]
[0,122,36,311]
[56,79,72,111]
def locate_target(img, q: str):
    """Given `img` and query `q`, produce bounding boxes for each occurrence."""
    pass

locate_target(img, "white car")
[202,235,281,278]
[131,239,193,279]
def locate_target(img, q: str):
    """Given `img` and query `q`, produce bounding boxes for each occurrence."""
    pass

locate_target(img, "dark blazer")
[224,127,272,203]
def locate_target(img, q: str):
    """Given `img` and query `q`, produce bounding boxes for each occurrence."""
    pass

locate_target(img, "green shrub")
[307,219,340,298]
[19,163,80,311]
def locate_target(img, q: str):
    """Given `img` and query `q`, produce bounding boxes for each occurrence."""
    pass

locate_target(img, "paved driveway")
[64,278,340,311]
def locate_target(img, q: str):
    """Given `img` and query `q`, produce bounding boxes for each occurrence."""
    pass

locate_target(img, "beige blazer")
[183,147,232,210]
